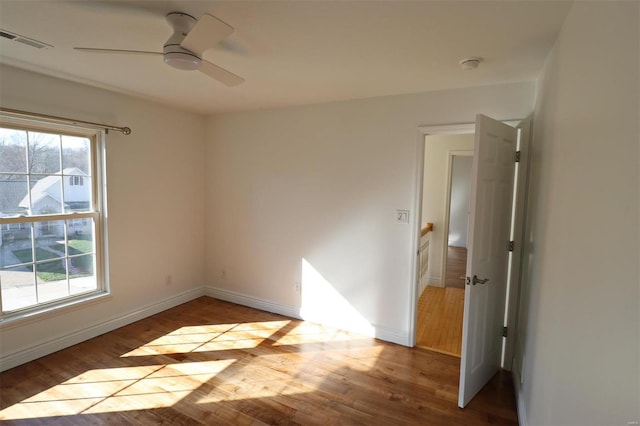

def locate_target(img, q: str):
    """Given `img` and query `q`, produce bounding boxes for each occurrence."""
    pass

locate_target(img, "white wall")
[422,134,474,285]
[515,2,639,425]
[205,83,534,344]
[448,155,472,248]
[0,66,206,368]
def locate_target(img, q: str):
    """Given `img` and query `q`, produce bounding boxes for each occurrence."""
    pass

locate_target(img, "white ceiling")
[0,0,572,115]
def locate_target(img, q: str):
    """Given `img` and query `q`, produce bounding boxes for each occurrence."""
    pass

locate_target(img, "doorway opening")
[415,134,473,357]
[444,154,473,289]
[410,116,530,408]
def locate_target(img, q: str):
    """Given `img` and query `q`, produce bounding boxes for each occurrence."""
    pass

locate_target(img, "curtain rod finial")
[122,127,132,135]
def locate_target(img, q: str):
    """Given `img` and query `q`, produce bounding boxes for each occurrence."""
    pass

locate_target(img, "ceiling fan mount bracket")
[163,12,201,70]
[165,12,197,35]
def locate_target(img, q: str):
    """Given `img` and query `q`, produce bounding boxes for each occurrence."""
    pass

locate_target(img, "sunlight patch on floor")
[0,316,386,421]
[121,321,290,357]
[0,361,234,419]
[272,322,355,346]
[198,345,385,405]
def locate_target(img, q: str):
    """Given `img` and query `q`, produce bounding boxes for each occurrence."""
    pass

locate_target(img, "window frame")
[0,116,109,323]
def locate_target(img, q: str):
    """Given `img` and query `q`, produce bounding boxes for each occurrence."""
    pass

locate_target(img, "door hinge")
[508,241,515,251]
[515,151,521,163]
[503,326,508,338]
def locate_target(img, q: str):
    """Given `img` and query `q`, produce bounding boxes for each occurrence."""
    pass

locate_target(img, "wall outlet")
[165,275,172,286]
[294,282,301,293]
[221,269,226,279]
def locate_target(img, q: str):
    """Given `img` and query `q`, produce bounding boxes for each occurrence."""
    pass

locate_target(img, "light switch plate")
[396,209,409,224]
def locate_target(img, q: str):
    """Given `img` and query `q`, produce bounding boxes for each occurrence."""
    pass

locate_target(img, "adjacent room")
[416,133,474,357]
[0,1,637,425]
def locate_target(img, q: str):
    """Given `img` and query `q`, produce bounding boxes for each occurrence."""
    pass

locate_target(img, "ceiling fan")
[74,12,244,87]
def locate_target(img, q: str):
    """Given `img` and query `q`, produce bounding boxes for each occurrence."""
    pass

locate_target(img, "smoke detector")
[460,57,482,70]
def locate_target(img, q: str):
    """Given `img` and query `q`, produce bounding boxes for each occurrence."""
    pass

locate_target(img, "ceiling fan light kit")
[163,51,201,70]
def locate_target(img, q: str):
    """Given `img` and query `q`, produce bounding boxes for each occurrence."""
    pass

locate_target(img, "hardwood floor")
[416,286,465,357]
[445,246,467,289]
[0,297,517,425]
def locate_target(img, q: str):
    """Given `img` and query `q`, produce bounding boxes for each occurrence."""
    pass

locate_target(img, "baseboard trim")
[427,276,442,287]
[513,371,528,426]
[1,285,412,372]
[0,287,205,372]
[204,286,410,347]
[373,324,410,346]
[203,286,302,320]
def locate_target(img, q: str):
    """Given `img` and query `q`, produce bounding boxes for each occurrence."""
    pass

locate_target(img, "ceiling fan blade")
[74,47,162,56]
[200,60,244,87]
[181,13,234,56]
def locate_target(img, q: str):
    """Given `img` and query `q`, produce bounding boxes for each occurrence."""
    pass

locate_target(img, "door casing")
[409,119,525,364]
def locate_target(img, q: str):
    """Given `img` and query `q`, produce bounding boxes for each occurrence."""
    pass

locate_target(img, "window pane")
[2,226,33,267]
[36,259,69,303]
[66,220,96,295]
[35,259,68,282]
[0,128,28,173]
[29,175,63,214]
[63,175,92,213]
[0,174,29,217]
[28,132,61,174]
[62,136,91,175]
[69,255,96,295]
[66,219,94,253]
[35,219,65,262]
[1,265,36,312]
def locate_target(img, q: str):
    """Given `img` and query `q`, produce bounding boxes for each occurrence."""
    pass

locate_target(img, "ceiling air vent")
[0,30,17,40]
[0,29,53,49]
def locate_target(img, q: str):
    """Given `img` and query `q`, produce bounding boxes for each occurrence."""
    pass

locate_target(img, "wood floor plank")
[445,246,467,289]
[416,286,465,357]
[0,297,516,425]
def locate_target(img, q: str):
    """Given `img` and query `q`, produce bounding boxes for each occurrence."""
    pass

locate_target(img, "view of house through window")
[0,121,106,317]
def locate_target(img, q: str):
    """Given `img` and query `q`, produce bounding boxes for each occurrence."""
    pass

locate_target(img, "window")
[70,176,83,186]
[0,118,108,320]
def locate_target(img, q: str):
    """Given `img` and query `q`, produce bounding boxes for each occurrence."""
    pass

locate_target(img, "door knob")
[472,275,489,285]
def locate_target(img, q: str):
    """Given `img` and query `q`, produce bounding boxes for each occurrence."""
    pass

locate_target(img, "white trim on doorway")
[409,122,475,347]
[408,119,522,352]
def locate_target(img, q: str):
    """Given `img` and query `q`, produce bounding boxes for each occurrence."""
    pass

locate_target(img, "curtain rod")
[0,107,132,135]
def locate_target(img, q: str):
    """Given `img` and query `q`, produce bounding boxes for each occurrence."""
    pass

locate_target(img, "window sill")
[0,291,112,330]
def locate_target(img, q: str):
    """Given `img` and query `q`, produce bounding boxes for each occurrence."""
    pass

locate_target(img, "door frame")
[409,119,523,363]
[502,116,532,370]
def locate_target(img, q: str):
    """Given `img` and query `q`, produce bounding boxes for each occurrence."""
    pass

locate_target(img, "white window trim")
[0,116,110,323]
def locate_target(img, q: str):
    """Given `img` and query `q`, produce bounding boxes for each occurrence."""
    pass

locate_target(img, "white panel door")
[458,114,517,408]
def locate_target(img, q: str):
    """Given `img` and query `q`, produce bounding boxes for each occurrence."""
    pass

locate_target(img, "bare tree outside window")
[0,129,90,177]
[0,123,106,317]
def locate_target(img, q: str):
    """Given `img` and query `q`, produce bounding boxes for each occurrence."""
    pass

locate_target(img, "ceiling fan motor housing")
[163,12,201,70]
